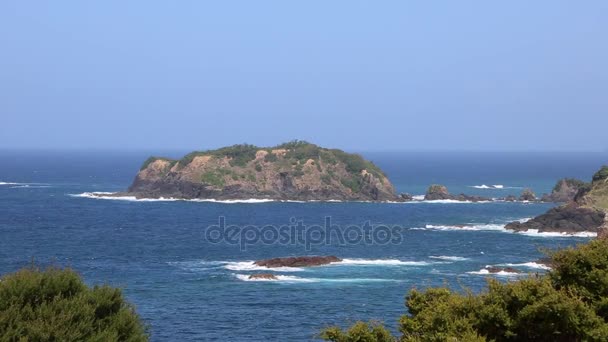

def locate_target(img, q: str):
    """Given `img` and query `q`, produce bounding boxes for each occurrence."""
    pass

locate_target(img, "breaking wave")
[470,184,522,189]
[466,269,521,277]
[336,258,434,266]
[234,274,399,283]
[223,261,304,272]
[422,224,505,231]
[516,229,597,238]
[429,256,470,261]
[499,262,551,270]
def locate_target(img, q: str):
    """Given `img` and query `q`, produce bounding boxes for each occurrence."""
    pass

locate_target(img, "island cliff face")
[506,166,608,234]
[126,141,400,202]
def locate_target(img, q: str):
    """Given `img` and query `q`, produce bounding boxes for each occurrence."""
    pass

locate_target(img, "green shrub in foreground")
[0,266,148,341]
[322,239,608,342]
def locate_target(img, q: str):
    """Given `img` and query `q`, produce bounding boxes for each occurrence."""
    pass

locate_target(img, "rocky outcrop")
[400,193,414,201]
[248,273,278,280]
[424,185,450,200]
[485,266,521,274]
[254,256,341,268]
[541,178,588,203]
[503,195,517,202]
[424,184,491,202]
[505,204,606,234]
[505,165,608,234]
[519,188,537,201]
[110,141,402,202]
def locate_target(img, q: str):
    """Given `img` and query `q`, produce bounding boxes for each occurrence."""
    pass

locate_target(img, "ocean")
[0,150,606,341]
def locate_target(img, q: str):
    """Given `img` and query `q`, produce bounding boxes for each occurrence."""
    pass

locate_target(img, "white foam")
[467,269,520,276]
[235,274,314,282]
[418,221,595,239]
[500,262,551,270]
[412,195,425,201]
[234,274,399,283]
[493,184,504,189]
[429,256,470,261]
[0,182,20,185]
[423,224,505,231]
[10,185,52,189]
[70,192,277,203]
[336,258,432,266]
[517,229,597,238]
[472,184,492,189]
[223,261,304,272]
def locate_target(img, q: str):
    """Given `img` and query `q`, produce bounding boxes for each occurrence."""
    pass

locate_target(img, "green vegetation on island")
[129,140,398,201]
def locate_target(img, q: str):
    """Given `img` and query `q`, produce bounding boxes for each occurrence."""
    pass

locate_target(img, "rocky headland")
[104,141,403,202]
[505,166,608,235]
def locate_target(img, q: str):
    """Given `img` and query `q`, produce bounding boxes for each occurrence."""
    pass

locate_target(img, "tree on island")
[0,266,148,341]
[321,239,608,341]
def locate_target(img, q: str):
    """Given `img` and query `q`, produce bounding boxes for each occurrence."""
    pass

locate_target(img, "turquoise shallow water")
[0,151,606,340]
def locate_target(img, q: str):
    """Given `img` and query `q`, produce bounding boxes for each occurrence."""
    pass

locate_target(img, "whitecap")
[423,224,505,231]
[499,262,551,270]
[517,229,597,238]
[429,256,470,261]
[234,274,399,283]
[223,261,304,272]
[335,258,433,266]
[466,269,520,277]
[234,274,315,282]
[471,184,492,189]
[0,182,20,185]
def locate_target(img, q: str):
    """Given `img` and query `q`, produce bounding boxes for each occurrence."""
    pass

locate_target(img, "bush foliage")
[322,239,608,341]
[592,166,608,183]
[0,266,148,341]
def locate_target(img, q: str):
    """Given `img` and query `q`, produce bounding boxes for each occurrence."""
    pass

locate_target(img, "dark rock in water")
[453,194,491,202]
[254,256,341,268]
[519,188,537,201]
[505,165,608,236]
[400,193,413,201]
[424,184,450,200]
[424,184,491,202]
[541,178,588,203]
[248,273,278,280]
[503,195,517,202]
[485,266,521,274]
[505,204,606,234]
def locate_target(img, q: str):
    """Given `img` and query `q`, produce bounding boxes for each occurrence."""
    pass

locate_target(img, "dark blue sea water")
[0,150,606,341]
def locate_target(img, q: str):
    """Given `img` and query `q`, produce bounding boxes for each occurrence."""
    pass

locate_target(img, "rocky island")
[506,166,608,235]
[106,141,402,202]
[254,256,341,268]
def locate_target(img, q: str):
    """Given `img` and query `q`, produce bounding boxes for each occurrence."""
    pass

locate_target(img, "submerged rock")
[485,266,521,274]
[254,256,341,268]
[248,273,278,280]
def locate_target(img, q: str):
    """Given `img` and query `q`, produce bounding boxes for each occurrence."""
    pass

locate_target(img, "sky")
[1,1,607,152]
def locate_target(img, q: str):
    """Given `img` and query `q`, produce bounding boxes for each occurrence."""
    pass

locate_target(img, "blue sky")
[1,1,607,152]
